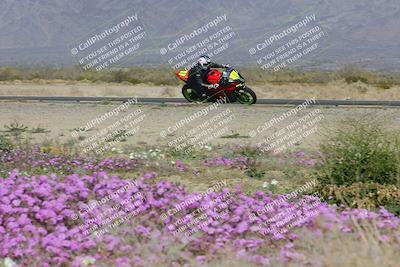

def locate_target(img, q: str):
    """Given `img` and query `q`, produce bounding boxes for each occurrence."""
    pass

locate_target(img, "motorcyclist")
[188,55,229,98]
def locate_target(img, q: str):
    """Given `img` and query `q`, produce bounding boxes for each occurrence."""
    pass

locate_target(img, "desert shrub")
[344,75,368,84]
[315,120,400,213]
[244,159,265,179]
[320,182,400,215]
[376,79,394,89]
[337,65,370,84]
[315,120,399,188]
[110,69,130,83]
[0,67,22,80]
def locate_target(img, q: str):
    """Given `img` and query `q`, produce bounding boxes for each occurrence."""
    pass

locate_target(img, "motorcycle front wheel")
[236,86,257,105]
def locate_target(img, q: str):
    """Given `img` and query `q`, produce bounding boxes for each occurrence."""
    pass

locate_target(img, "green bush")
[315,120,399,187]
[315,120,400,214]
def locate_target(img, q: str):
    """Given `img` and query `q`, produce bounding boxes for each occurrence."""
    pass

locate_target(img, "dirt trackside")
[0,101,398,152]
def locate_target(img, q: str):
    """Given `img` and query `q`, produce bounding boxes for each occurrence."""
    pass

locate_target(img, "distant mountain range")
[0,0,399,71]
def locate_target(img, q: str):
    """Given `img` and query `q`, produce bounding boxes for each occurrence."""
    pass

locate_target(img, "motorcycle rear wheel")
[236,86,257,105]
[182,85,202,103]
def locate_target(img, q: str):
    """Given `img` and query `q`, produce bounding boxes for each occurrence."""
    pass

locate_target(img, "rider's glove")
[223,64,230,68]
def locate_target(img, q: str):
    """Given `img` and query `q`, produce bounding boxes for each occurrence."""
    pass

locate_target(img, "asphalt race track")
[1,96,400,107]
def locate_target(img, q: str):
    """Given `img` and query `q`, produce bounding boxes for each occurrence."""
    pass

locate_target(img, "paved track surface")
[1,96,400,106]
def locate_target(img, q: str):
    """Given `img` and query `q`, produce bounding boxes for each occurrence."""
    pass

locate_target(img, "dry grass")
[253,80,400,100]
[289,219,400,267]
[95,217,399,266]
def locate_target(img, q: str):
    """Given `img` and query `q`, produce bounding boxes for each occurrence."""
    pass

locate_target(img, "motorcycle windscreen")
[228,70,241,82]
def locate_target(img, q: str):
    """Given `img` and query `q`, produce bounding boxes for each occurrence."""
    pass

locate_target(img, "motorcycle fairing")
[175,70,188,82]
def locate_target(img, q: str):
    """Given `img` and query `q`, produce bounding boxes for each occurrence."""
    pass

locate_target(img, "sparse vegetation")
[220,132,250,139]
[3,121,29,134]
[30,126,50,134]
[244,159,266,180]
[1,66,400,88]
[0,67,179,85]
[0,134,12,151]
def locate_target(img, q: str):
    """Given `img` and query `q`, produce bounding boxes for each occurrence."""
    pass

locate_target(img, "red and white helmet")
[198,55,211,69]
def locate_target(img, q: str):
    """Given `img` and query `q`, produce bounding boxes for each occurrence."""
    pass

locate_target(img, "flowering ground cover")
[1,145,399,266]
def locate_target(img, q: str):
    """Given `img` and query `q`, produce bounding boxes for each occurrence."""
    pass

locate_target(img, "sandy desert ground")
[0,101,399,153]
